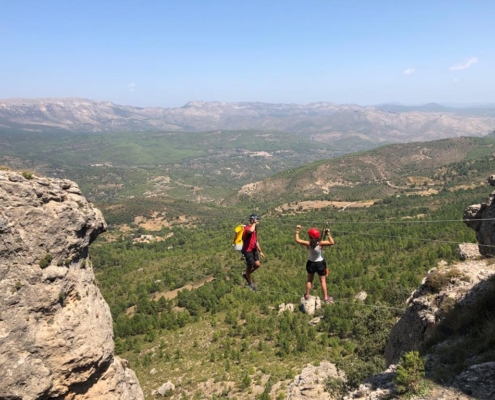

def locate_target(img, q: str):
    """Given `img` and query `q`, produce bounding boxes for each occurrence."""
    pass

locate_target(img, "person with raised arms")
[295,225,335,303]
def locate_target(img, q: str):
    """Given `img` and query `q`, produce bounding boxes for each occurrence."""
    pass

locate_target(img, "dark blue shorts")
[306,259,327,276]
[242,250,259,267]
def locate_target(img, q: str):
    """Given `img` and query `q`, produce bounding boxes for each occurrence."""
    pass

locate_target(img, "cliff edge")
[345,176,495,399]
[0,170,144,399]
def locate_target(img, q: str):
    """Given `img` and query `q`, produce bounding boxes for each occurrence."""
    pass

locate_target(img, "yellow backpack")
[232,224,244,251]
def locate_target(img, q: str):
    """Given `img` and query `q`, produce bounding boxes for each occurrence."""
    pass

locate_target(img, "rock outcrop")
[383,260,495,367]
[286,361,345,400]
[299,295,322,315]
[342,176,495,400]
[463,175,495,257]
[458,242,481,260]
[0,170,144,399]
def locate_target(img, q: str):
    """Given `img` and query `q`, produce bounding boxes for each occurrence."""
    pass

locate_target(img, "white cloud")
[128,83,136,92]
[449,57,478,71]
[402,68,415,75]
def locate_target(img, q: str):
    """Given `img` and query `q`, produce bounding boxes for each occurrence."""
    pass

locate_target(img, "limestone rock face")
[342,366,475,400]
[451,362,495,398]
[342,368,396,400]
[286,361,345,400]
[384,260,495,366]
[458,242,481,260]
[0,170,144,400]
[463,180,495,257]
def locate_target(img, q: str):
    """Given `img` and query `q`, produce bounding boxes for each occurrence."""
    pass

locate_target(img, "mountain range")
[1,98,495,144]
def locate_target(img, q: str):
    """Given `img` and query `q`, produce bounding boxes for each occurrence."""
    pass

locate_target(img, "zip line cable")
[253,287,406,312]
[265,217,495,225]
[146,266,409,314]
[226,219,491,248]
[330,229,489,247]
[113,212,493,316]
[123,256,409,314]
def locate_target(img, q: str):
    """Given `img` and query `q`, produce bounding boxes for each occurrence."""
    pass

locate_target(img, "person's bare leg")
[250,261,260,280]
[243,260,260,286]
[306,273,314,298]
[244,264,252,284]
[319,274,328,300]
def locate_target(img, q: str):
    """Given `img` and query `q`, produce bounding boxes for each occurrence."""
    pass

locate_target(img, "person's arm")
[256,240,265,258]
[295,225,309,245]
[320,228,335,246]
[246,221,257,233]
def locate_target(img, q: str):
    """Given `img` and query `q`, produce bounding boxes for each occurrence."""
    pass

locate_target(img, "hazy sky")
[1,1,494,107]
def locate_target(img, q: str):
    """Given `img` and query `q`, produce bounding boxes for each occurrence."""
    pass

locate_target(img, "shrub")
[21,171,33,180]
[39,253,53,269]
[325,377,347,398]
[58,291,66,306]
[394,351,427,395]
[240,373,251,390]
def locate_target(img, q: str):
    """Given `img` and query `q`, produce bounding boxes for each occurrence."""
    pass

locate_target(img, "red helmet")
[307,228,320,239]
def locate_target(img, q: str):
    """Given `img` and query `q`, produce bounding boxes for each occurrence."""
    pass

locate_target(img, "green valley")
[3,126,495,398]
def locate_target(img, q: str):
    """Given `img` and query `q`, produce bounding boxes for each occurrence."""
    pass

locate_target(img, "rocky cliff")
[0,170,144,399]
[463,174,495,257]
[345,178,495,399]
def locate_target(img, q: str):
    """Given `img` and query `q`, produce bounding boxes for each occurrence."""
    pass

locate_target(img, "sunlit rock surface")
[0,170,144,400]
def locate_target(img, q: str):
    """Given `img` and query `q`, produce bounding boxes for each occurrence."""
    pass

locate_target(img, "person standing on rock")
[295,225,335,303]
[241,214,264,290]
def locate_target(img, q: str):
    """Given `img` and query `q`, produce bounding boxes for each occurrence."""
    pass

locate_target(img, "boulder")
[157,381,175,396]
[300,295,321,315]
[286,361,345,400]
[278,303,295,315]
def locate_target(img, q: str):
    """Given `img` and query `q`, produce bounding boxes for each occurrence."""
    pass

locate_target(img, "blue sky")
[1,1,494,107]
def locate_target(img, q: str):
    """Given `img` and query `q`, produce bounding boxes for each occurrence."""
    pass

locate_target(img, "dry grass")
[424,268,467,294]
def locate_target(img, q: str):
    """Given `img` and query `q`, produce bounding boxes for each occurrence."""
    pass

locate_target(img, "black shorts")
[306,259,327,276]
[242,251,259,267]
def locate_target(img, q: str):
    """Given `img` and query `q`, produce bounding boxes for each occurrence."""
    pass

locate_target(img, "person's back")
[307,242,324,262]
[242,225,258,252]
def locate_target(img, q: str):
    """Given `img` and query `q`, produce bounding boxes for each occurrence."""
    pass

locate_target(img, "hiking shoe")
[242,273,250,285]
[249,283,256,291]
[324,296,334,304]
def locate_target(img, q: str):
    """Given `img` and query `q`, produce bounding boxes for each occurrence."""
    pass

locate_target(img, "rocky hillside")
[1,98,494,143]
[0,170,144,399]
[233,136,495,204]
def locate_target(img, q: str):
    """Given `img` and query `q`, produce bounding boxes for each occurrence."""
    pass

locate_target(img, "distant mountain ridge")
[1,97,495,144]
